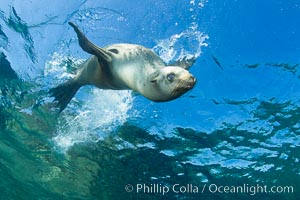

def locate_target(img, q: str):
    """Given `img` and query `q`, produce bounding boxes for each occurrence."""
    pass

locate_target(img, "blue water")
[0,0,299,199]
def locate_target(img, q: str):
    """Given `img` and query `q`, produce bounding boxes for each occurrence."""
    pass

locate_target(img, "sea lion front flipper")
[169,56,196,70]
[68,22,112,63]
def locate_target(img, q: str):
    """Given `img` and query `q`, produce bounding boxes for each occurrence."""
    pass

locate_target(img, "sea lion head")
[148,66,196,101]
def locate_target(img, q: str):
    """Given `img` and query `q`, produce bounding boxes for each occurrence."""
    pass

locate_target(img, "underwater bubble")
[45,54,134,152]
[52,89,133,152]
[153,25,208,64]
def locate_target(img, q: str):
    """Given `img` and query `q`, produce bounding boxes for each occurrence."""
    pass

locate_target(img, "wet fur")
[50,22,196,112]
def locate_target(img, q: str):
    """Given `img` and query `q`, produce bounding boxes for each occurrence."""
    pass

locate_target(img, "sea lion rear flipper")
[68,22,112,63]
[49,79,81,113]
[169,56,196,70]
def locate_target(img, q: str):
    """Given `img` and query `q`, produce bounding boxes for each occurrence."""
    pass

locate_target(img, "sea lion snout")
[182,75,196,90]
[187,75,196,89]
[169,73,196,99]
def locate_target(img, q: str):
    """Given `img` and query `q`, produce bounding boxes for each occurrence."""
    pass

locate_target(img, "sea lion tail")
[49,79,81,113]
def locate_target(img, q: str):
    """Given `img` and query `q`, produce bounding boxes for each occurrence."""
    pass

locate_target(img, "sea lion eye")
[167,73,175,82]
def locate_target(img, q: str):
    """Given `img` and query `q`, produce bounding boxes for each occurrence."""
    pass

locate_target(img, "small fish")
[212,55,224,70]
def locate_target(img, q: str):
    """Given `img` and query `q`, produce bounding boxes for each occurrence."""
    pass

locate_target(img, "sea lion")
[50,22,197,112]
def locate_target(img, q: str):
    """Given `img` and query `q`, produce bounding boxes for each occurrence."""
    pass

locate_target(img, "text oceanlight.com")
[125,183,294,196]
